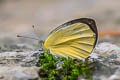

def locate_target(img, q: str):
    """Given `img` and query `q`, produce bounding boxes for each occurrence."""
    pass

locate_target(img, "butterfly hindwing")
[44,18,98,59]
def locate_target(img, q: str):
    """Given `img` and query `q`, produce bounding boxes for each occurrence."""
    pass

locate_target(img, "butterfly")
[41,18,98,59]
[18,18,98,59]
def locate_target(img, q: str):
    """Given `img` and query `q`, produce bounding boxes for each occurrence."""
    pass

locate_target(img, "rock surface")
[0,51,41,66]
[0,51,41,80]
[93,42,120,80]
[0,42,120,80]
[0,66,39,80]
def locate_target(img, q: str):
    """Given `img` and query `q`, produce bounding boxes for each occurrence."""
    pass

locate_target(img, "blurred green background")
[0,0,120,43]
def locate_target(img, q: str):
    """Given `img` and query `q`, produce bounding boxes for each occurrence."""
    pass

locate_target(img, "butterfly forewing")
[44,18,98,59]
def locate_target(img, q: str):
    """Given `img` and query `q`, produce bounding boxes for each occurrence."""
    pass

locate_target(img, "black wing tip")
[70,18,97,30]
[69,18,97,34]
[71,18,96,22]
[62,18,97,34]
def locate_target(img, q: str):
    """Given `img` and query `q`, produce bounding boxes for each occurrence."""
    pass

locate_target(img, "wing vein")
[53,36,95,46]
[70,45,90,56]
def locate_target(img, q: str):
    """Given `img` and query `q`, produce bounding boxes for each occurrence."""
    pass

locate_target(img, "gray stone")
[0,51,41,80]
[0,66,39,80]
[109,68,120,80]
[93,42,120,80]
[0,42,120,80]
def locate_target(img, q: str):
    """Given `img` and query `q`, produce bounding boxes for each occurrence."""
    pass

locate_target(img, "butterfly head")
[39,40,44,47]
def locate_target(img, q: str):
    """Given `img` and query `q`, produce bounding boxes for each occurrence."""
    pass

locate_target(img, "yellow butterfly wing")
[43,18,98,59]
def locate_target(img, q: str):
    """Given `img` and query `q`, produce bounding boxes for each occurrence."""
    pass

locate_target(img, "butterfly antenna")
[17,35,39,40]
[32,25,41,39]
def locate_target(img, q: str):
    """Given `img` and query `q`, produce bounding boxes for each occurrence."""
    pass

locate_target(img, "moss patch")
[36,52,95,80]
